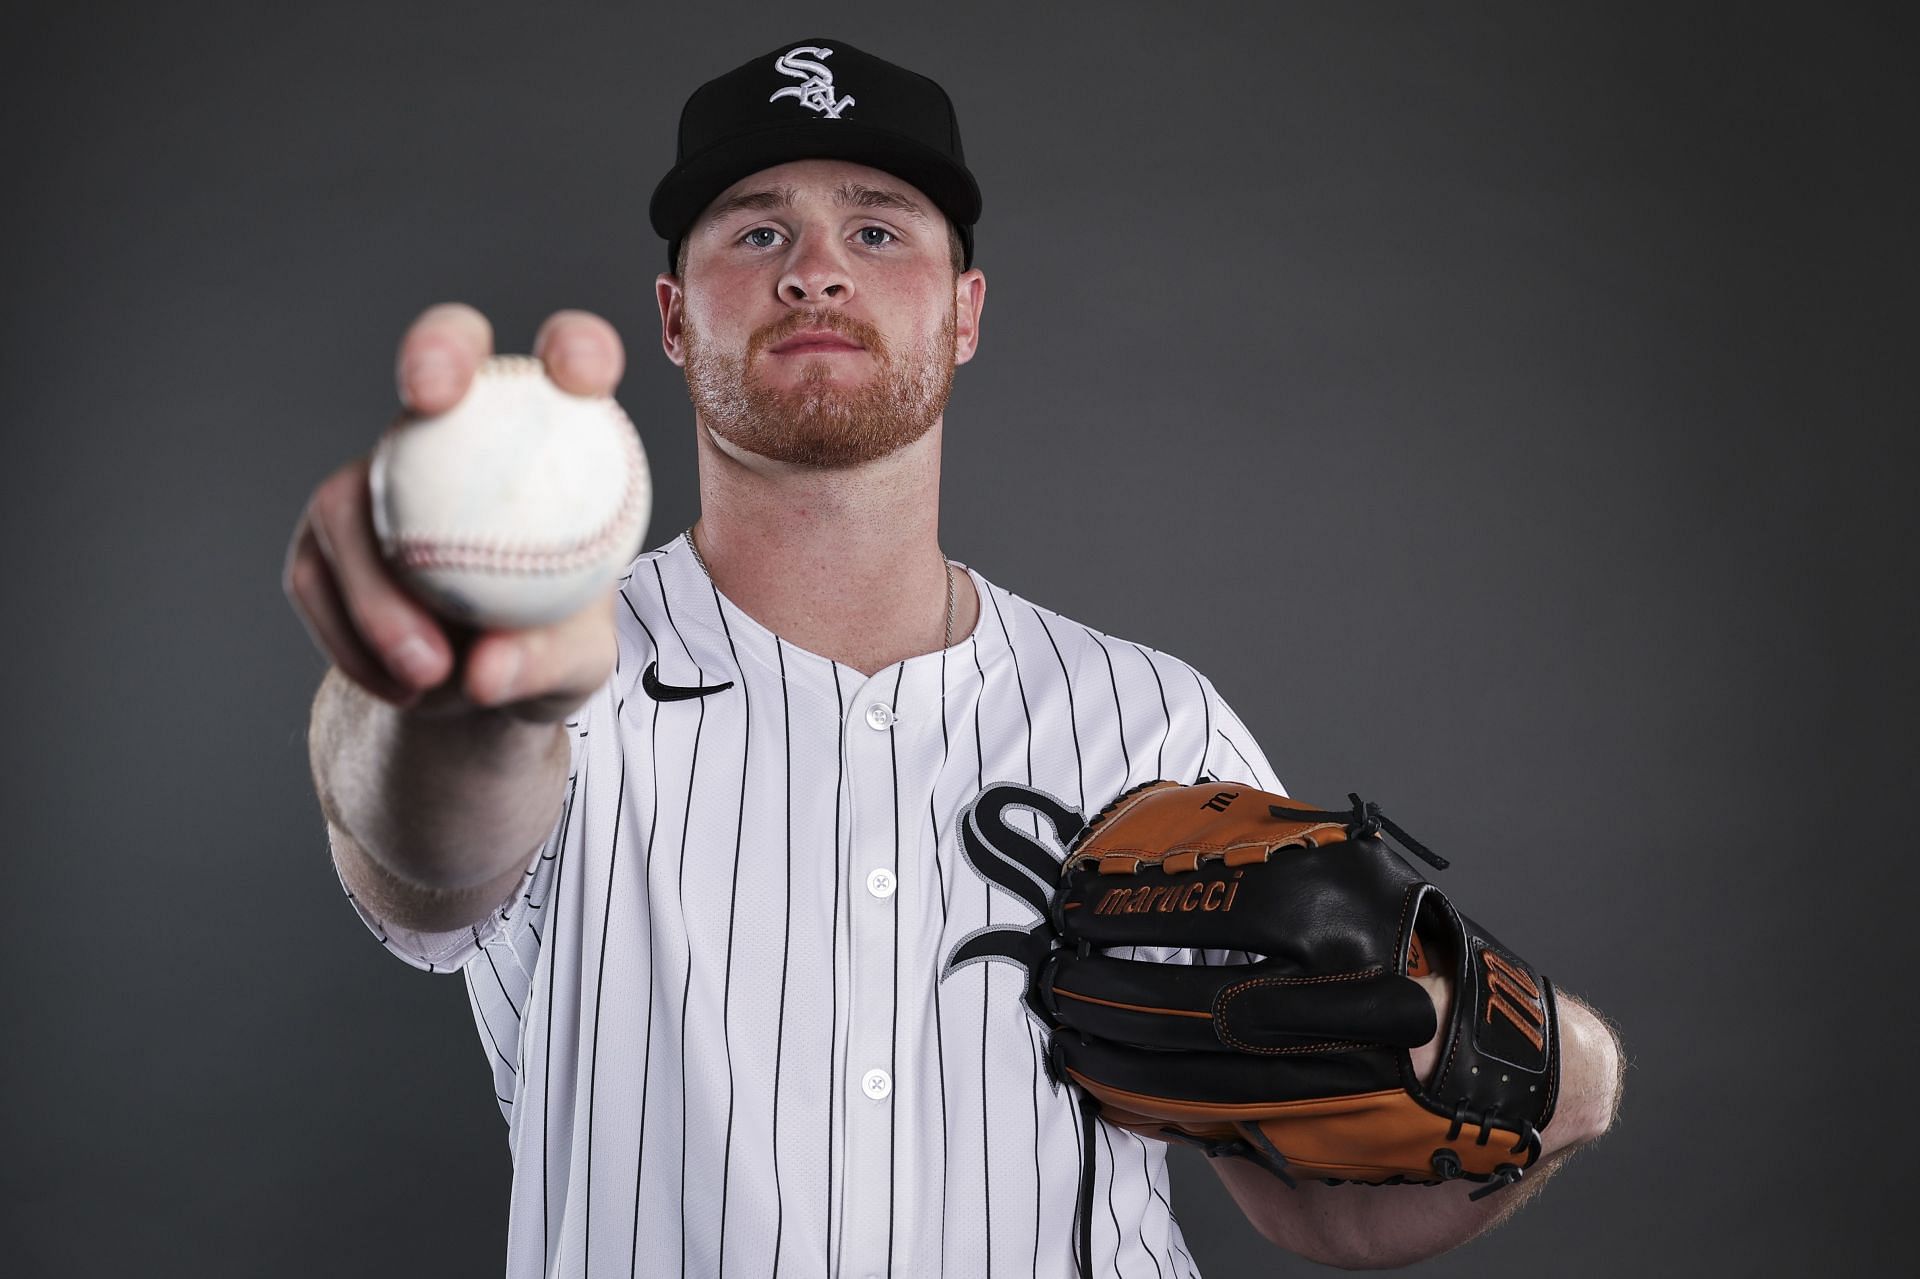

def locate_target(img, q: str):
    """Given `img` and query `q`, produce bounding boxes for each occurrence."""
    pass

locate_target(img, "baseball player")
[285,38,1622,1278]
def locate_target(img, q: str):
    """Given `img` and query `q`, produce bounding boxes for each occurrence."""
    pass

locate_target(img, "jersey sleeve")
[331,692,594,975]
[1198,675,1285,795]
[1192,675,1284,967]
[1099,668,1289,967]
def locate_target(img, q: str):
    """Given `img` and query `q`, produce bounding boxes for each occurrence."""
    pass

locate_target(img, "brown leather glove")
[1037,780,1559,1197]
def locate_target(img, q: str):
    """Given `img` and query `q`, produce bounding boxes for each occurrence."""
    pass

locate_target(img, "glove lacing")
[1074,1086,1099,1279]
[1266,793,1451,871]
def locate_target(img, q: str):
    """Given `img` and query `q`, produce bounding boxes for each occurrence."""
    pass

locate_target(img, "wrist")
[1542,993,1624,1152]
[317,670,569,892]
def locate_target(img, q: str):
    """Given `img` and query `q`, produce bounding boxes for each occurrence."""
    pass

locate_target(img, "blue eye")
[857,227,896,248]
[742,227,783,248]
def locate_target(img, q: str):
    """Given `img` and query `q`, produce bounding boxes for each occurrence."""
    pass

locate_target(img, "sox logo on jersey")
[944,785,1084,1030]
[340,533,1282,1277]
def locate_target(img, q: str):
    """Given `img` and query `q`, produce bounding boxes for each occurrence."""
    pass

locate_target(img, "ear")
[953,267,986,366]
[657,273,687,367]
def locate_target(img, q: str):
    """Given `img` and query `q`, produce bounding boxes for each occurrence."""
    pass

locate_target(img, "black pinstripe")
[540,790,571,1268]
[1189,666,1212,773]
[981,583,1037,1272]
[655,560,708,1279]
[885,661,906,1275]
[1143,1155,1198,1278]
[484,946,523,1018]
[1030,605,1085,813]
[768,638,795,1277]
[1130,644,1172,782]
[827,661,846,1278]
[1089,630,1133,783]
[967,627,1005,1276]
[580,702,630,1270]
[713,582,751,1276]
[623,586,666,1279]
[1022,1012,1050,1278]
[928,642,955,1271]
[463,967,515,1069]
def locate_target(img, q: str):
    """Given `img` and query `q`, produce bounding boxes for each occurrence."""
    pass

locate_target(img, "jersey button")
[861,1068,893,1101]
[866,868,897,898]
[864,702,895,730]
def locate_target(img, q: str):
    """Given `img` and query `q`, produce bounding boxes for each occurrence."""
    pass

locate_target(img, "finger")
[1058,864,1276,953]
[304,458,454,691]
[397,302,494,415]
[1048,952,1225,1053]
[1409,973,1450,1086]
[462,590,617,719]
[532,309,625,397]
[284,520,418,706]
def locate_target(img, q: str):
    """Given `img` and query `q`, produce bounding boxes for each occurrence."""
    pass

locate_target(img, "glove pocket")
[1215,969,1437,1053]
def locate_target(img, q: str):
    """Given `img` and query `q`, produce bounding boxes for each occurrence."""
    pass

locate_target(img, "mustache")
[750,309,889,359]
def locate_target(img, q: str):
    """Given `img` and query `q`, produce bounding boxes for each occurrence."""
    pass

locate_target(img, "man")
[286,38,1621,1277]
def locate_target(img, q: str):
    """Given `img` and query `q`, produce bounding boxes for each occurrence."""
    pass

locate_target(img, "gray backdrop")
[4,1,1912,1275]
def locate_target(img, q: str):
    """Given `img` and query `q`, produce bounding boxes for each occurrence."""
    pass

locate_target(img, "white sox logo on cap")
[770,45,853,119]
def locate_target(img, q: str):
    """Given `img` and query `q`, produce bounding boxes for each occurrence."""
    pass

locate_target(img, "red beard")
[683,305,957,467]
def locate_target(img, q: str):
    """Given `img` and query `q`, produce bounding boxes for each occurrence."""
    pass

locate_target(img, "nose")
[777,232,854,307]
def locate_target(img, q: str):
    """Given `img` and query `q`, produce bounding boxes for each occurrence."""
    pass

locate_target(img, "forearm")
[308,665,570,896]
[1217,992,1625,1270]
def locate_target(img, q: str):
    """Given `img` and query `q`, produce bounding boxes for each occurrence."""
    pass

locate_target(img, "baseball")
[369,353,651,630]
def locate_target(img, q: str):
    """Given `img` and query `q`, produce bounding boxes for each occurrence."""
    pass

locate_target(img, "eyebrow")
[705,182,931,225]
[836,182,930,221]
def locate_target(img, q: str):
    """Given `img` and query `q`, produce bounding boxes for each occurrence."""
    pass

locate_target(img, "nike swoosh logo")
[642,661,734,702]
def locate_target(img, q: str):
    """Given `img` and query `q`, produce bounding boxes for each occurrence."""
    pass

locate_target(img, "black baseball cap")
[650,39,981,272]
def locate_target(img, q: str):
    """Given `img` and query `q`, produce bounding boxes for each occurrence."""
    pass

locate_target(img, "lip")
[768,330,866,355]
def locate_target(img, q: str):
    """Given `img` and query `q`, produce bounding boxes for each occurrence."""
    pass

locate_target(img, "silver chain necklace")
[685,527,955,650]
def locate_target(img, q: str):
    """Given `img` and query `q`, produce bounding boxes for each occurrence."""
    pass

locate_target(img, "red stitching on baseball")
[391,422,647,576]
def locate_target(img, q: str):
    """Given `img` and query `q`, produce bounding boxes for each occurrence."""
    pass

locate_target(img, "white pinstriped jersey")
[340,534,1285,1278]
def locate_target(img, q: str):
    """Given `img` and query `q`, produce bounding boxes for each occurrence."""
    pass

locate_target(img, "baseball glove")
[1038,779,1559,1209]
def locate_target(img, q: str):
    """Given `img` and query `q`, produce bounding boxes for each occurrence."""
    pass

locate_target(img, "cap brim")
[649,119,982,251]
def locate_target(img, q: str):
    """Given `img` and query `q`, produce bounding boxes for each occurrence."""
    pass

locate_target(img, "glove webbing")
[1271,792,1451,871]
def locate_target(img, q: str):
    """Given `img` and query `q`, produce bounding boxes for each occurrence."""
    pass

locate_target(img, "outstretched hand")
[284,303,629,721]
